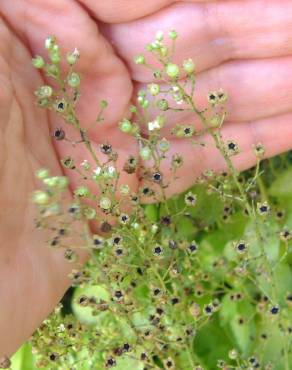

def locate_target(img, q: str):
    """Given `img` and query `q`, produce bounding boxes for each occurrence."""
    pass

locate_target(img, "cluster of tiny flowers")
[24,32,292,370]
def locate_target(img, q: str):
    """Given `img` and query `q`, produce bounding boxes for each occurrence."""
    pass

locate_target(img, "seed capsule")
[53,128,65,141]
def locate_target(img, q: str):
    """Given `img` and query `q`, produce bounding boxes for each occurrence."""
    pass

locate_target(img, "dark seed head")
[123,343,131,352]
[153,288,161,296]
[114,290,123,299]
[153,246,163,255]
[140,352,147,361]
[161,215,172,226]
[49,353,59,362]
[115,248,124,256]
[168,239,177,249]
[270,306,279,315]
[171,297,179,305]
[100,221,112,233]
[100,143,112,154]
[188,242,198,252]
[105,357,116,367]
[53,128,65,140]
[228,142,236,150]
[204,304,213,315]
[152,172,162,183]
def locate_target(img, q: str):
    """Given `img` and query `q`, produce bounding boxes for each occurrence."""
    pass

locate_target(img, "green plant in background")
[6,30,292,370]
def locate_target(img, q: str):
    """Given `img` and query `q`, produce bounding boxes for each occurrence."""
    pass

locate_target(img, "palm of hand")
[1,0,292,356]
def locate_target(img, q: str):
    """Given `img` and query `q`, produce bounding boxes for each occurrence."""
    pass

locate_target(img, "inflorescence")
[14,30,292,370]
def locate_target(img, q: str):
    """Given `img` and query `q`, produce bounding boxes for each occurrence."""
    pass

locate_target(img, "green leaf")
[115,357,144,370]
[219,295,256,353]
[269,168,292,198]
[11,343,36,370]
[144,204,159,222]
[194,315,233,368]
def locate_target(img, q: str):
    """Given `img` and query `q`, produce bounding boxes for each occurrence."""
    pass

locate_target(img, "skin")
[1,0,292,356]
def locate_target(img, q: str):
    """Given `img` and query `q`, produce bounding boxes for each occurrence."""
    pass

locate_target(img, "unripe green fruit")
[165,63,180,79]
[169,30,178,40]
[83,207,97,220]
[49,51,61,64]
[157,99,169,111]
[74,186,90,197]
[148,83,160,96]
[32,190,50,205]
[36,85,53,99]
[134,55,145,65]
[183,58,195,74]
[120,184,130,196]
[32,55,45,69]
[68,72,81,88]
[158,138,170,152]
[66,48,80,65]
[140,146,152,160]
[100,197,112,210]
[36,168,50,180]
[119,119,132,133]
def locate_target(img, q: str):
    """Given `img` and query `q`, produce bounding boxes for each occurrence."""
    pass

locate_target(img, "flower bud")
[155,30,164,41]
[66,48,80,65]
[169,30,178,40]
[183,58,195,74]
[45,36,56,50]
[151,224,159,234]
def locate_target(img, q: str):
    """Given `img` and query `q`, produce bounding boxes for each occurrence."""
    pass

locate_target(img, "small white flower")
[93,166,102,175]
[72,47,80,58]
[58,324,65,332]
[155,30,164,41]
[81,159,90,170]
[176,99,184,105]
[107,166,116,175]
[148,120,160,131]
[45,36,55,49]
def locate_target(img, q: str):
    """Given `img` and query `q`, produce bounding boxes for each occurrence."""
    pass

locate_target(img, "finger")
[77,0,213,23]
[0,1,140,229]
[0,0,132,127]
[0,17,90,355]
[133,56,292,135]
[101,0,292,78]
[0,18,13,128]
[140,112,292,198]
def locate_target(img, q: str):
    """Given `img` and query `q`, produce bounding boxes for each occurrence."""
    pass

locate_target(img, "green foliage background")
[11,153,292,370]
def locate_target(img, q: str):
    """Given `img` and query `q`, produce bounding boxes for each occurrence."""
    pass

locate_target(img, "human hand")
[1,0,292,357]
